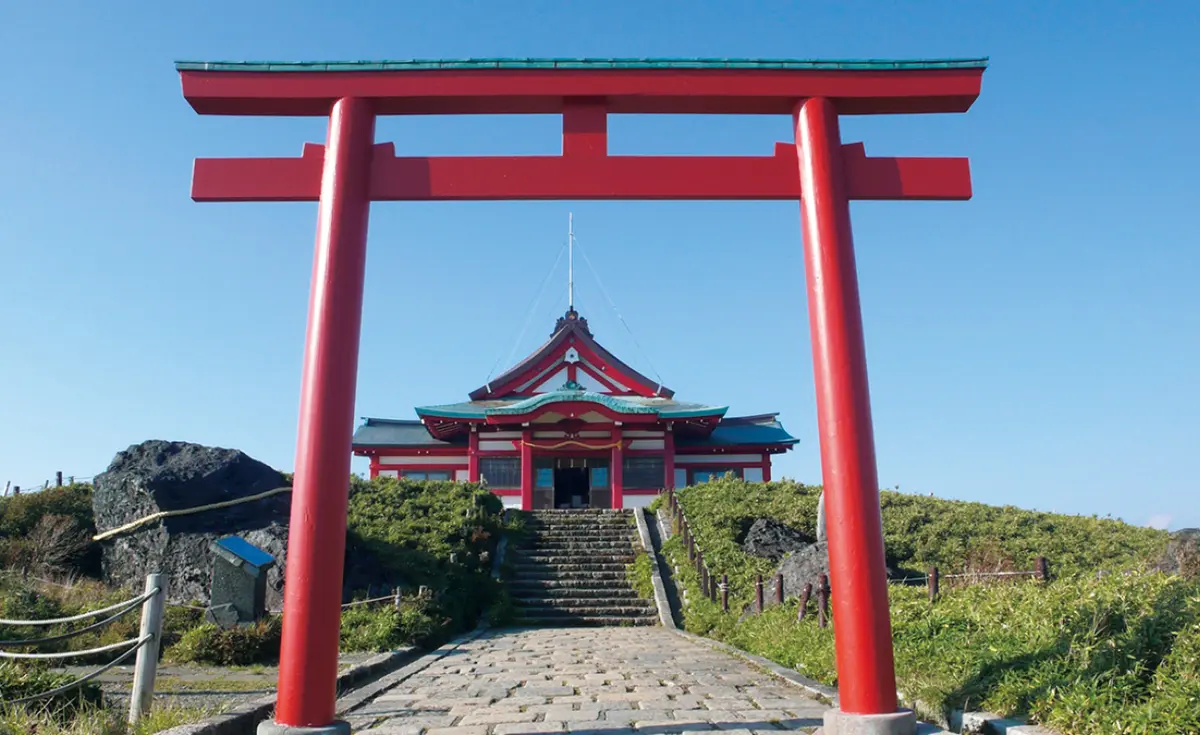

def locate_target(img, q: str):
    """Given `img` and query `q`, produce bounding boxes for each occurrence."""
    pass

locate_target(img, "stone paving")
[346,628,829,734]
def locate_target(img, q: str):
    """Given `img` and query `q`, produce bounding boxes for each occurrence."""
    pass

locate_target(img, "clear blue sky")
[2,1,1197,530]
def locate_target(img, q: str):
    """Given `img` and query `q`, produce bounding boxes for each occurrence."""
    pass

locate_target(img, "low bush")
[0,483,100,578]
[673,477,1167,600]
[167,617,283,666]
[345,476,506,639]
[339,598,442,652]
[0,662,101,714]
[664,479,1199,735]
[627,552,655,601]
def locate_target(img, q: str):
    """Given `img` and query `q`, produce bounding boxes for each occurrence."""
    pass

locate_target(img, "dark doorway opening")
[554,467,589,508]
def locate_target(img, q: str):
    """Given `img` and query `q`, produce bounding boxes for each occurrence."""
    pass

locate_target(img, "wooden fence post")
[129,573,167,724]
[721,574,729,613]
[55,471,63,487]
[1035,556,1049,582]
[775,572,784,606]
[798,582,812,621]
[817,573,829,628]
[754,574,763,614]
[928,566,940,602]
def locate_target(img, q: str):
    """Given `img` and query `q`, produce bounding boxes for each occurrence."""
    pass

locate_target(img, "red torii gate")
[177,57,985,735]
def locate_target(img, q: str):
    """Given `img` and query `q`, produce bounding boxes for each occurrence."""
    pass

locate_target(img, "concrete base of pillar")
[819,708,917,735]
[257,720,351,735]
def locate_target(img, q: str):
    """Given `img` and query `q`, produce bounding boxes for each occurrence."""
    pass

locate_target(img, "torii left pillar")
[267,97,375,734]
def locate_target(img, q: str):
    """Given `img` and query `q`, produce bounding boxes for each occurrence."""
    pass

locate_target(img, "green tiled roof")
[175,57,988,73]
[352,418,461,447]
[415,388,726,420]
[677,415,798,448]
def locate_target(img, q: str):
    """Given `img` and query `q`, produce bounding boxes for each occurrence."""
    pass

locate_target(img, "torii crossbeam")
[177,57,985,735]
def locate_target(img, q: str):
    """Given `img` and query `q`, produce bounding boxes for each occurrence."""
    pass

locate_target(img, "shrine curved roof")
[175,58,989,73]
[416,387,726,420]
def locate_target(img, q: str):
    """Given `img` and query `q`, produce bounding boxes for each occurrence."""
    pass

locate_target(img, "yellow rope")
[521,439,623,450]
[92,487,292,542]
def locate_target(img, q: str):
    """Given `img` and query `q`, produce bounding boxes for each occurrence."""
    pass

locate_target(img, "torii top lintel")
[178,57,986,202]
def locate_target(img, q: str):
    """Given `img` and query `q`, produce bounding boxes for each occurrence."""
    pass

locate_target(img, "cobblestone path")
[346,628,829,734]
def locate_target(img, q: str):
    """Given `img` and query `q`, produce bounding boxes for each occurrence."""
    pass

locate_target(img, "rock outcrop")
[1156,528,1199,578]
[741,518,813,562]
[92,441,291,608]
[773,541,830,604]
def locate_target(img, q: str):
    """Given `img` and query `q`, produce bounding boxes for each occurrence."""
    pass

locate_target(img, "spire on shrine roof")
[552,307,591,337]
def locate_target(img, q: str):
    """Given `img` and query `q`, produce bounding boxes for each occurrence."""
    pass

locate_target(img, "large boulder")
[92,441,291,608]
[1156,528,1199,578]
[741,518,813,562]
[773,541,830,605]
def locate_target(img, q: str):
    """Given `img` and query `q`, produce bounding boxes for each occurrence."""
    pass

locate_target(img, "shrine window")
[400,470,452,481]
[623,456,665,489]
[480,457,521,488]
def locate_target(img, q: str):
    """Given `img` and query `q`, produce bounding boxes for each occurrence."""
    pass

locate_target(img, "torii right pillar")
[795,96,911,735]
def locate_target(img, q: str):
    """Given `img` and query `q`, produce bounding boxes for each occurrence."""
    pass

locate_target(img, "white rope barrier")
[341,593,398,609]
[92,487,292,541]
[0,633,150,660]
[0,598,146,648]
[3,635,151,705]
[0,588,158,627]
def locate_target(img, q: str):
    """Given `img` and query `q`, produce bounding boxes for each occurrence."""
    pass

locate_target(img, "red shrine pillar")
[794,97,909,734]
[610,427,624,509]
[270,97,375,734]
[468,428,480,482]
[520,430,534,510]
[663,427,676,490]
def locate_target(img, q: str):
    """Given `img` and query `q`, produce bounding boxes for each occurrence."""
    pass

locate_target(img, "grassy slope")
[1,476,508,713]
[659,479,1198,735]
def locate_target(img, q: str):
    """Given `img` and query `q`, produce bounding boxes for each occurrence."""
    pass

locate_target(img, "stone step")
[514,601,657,615]
[509,587,642,600]
[510,569,628,580]
[514,555,636,565]
[508,578,635,590]
[527,519,633,526]
[528,530,633,537]
[515,615,658,627]
[528,540,638,545]
[512,562,630,572]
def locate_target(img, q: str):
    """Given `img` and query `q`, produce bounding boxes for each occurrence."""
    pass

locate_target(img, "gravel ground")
[55,653,379,717]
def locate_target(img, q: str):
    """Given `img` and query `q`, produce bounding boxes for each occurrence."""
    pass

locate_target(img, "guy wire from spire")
[568,212,575,311]
[484,241,568,387]
[571,233,667,393]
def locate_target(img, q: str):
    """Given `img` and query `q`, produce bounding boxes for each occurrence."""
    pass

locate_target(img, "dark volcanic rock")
[741,518,813,562]
[93,441,291,608]
[1156,528,1200,577]
[772,541,831,606]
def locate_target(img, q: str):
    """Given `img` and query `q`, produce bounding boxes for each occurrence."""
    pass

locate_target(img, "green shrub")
[664,479,1200,735]
[672,478,1167,593]
[345,476,505,639]
[166,617,283,666]
[627,552,655,601]
[0,662,101,714]
[0,484,99,578]
[339,598,442,651]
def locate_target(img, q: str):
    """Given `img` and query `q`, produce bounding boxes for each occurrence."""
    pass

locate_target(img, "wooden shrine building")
[352,308,797,509]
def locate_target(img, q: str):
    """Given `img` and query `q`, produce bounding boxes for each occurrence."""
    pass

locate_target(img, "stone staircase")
[507,509,659,627]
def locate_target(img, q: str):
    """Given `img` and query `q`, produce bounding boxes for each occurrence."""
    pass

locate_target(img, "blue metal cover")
[214,536,276,570]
